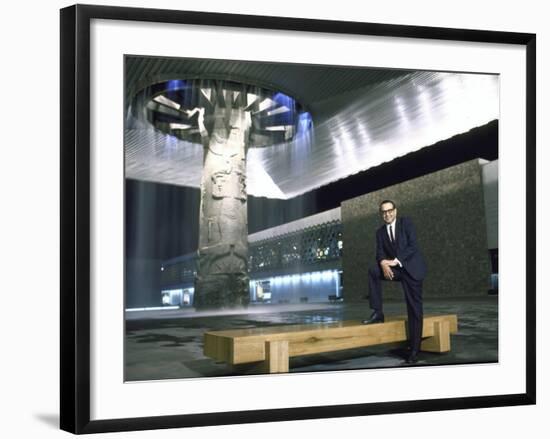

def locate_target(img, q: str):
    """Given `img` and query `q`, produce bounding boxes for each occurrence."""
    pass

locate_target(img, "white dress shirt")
[386,219,397,243]
[386,219,402,267]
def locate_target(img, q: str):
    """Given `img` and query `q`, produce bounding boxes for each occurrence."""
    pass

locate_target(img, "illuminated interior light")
[258,98,276,112]
[266,106,290,116]
[145,101,182,119]
[265,125,294,131]
[272,92,295,108]
[167,79,186,91]
[169,123,193,130]
[296,112,312,136]
[153,94,181,110]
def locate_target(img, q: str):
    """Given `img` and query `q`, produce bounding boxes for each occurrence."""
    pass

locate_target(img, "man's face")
[380,202,397,225]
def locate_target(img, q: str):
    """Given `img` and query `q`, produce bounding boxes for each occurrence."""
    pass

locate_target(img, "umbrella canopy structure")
[128,73,315,308]
[125,56,499,200]
[132,78,311,148]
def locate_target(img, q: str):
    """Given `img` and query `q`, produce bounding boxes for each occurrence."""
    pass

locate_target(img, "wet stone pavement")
[125,296,498,382]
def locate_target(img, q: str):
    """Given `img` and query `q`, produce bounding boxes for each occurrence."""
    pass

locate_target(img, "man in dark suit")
[362,200,427,364]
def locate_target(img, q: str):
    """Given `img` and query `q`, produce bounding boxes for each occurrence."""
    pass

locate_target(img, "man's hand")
[380,259,395,280]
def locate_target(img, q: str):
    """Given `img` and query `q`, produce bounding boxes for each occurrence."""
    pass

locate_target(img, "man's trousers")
[368,265,424,353]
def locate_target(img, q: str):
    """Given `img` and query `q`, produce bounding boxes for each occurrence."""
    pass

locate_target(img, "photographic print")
[123,56,500,381]
[61,5,535,433]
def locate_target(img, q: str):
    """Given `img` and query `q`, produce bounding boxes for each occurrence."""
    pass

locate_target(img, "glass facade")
[249,220,343,273]
[160,219,343,305]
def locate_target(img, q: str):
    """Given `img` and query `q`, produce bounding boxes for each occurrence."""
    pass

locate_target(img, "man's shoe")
[362,312,384,325]
[405,351,419,364]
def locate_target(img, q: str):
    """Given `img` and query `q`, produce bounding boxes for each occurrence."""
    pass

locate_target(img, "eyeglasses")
[380,208,395,216]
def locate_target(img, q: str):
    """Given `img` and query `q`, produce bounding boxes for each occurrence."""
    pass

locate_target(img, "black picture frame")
[60,4,536,434]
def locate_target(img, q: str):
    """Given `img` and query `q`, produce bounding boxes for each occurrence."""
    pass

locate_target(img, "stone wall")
[341,159,492,301]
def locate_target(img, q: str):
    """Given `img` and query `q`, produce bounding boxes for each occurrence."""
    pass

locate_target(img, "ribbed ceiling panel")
[125,57,498,199]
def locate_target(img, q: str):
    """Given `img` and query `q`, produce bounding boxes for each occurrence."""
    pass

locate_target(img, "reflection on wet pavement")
[125,297,498,382]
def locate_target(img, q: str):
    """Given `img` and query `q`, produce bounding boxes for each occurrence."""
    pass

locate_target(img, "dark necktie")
[390,225,395,244]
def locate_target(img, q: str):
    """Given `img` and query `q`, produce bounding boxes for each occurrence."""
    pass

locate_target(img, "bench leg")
[263,340,289,373]
[420,320,451,353]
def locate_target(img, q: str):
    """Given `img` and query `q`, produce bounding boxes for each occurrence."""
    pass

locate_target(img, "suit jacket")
[375,216,427,281]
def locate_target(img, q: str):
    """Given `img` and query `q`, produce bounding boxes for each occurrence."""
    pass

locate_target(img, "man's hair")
[379,199,396,210]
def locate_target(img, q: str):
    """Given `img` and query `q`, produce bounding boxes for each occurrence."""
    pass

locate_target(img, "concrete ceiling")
[125,56,499,199]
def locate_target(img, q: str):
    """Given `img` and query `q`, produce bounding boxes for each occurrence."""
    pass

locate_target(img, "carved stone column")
[133,78,308,310]
[194,107,251,308]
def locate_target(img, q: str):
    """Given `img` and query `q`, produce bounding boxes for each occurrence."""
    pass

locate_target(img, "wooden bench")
[204,314,458,373]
